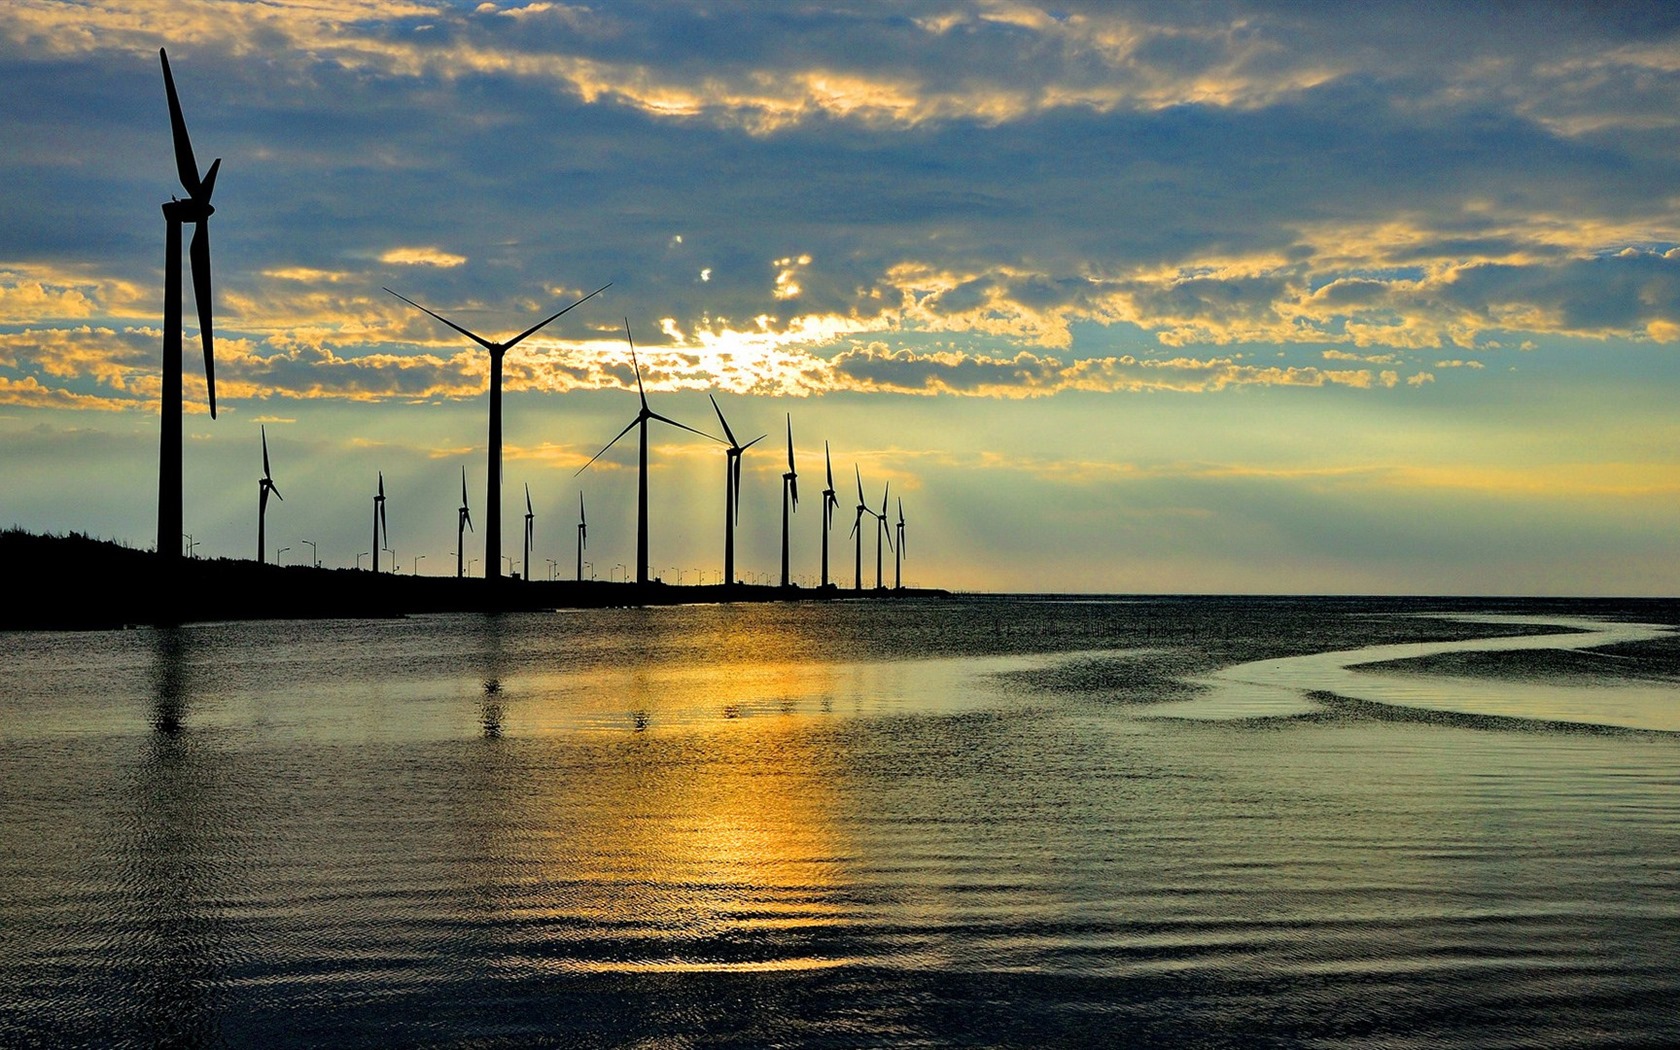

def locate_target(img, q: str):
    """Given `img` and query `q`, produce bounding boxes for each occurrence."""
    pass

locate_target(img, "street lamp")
[278,546,291,565]
[301,539,317,568]
[414,554,425,575]
[384,547,396,572]
[356,551,369,570]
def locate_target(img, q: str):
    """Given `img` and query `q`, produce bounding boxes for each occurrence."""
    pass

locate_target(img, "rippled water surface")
[3,596,1678,1048]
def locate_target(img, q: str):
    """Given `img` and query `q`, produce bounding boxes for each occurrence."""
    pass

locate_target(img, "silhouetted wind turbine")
[820,442,839,589]
[523,483,535,582]
[781,415,798,588]
[577,320,718,585]
[894,497,906,590]
[386,283,606,581]
[456,467,473,578]
[372,472,388,573]
[849,466,869,592]
[257,426,282,563]
[576,490,587,582]
[156,49,221,562]
[710,395,763,588]
[874,482,894,590]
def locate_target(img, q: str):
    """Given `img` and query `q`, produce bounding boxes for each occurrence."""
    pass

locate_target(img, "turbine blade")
[526,483,533,515]
[198,157,220,203]
[271,483,284,502]
[465,509,473,532]
[384,288,498,353]
[880,483,889,516]
[790,475,799,508]
[647,410,720,443]
[733,456,743,525]
[786,414,795,472]
[625,320,647,409]
[378,471,385,497]
[461,466,469,506]
[709,394,739,448]
[849,509,862,538]
[261,425,271,478]
[575,416,639,475]
[190,220,216,418]
[159,49,201,198]
[502,282,611,351]
[855,465,864,503]
[742,434,766,451]
[825,440,834,488]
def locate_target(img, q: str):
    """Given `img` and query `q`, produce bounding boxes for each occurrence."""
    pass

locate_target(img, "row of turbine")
[154,48,914,590]
[252,385,912,590]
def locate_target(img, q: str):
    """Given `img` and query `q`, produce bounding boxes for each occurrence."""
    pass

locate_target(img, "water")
[2,596,1678,1048]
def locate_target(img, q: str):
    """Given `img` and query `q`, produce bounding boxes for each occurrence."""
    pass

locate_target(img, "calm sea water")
[2,596,1677,1048]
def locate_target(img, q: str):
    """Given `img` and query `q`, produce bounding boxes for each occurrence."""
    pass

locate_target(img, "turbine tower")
[577,320,718,586]
[849,466,869,592]
[820,441,839,589]
[523,483,535,582]
[576,490,587,582]
[894,497,906,590]
[386,283,606,581]
[874,483,893,590]
[156,49,221,562]
[372,472,388,573]
[781,415,798,588]
[710,395,762,589]
[257,426,282,564]
[456,467,473,578]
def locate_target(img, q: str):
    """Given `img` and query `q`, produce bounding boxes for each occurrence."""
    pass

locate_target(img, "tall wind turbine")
[820,442,839,589]
[894,497,906,590]
[781,415,798,588]
[576,490,587,582]
[156,49,221,562]
[386,283,606,581]
[456,467,473,578]
[849,466,869,592]
[523,483,535,582]
[875,483,894,590]
[257,426,282,564]
[710,395,763,588]
[577,320,718,586]
[372,472,388,573]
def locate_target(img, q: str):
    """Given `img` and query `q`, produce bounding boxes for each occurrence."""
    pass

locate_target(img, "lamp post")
[301,539,317,568]
[384,547,395,572]
[357,551,369,570]
[278,546,291,565]
[414,554,425,576]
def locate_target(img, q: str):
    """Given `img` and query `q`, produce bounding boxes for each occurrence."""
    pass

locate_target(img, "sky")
[2,0,1679,594]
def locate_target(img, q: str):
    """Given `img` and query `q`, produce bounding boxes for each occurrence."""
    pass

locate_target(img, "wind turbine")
[257,426,282,564]
[372,472,388,573]
[523,483,535,583]
[386,283,606,581]
[849,466,869,592]
[576,320,718,586]
[874,482,894,590]
[576,490,587,582]
[781,415,798,588]
[709,395,763,588]
[456,467,473,578]
[894,497,906,590]
[156,49,221,562]
[820,442,839,589]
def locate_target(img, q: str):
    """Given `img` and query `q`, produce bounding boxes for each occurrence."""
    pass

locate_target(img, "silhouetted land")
[0,529,949,630]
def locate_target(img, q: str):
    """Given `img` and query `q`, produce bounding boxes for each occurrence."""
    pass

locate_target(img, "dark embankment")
[0,530,948,630]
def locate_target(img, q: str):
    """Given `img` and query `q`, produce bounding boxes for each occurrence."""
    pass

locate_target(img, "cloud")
[378,247,469,268]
